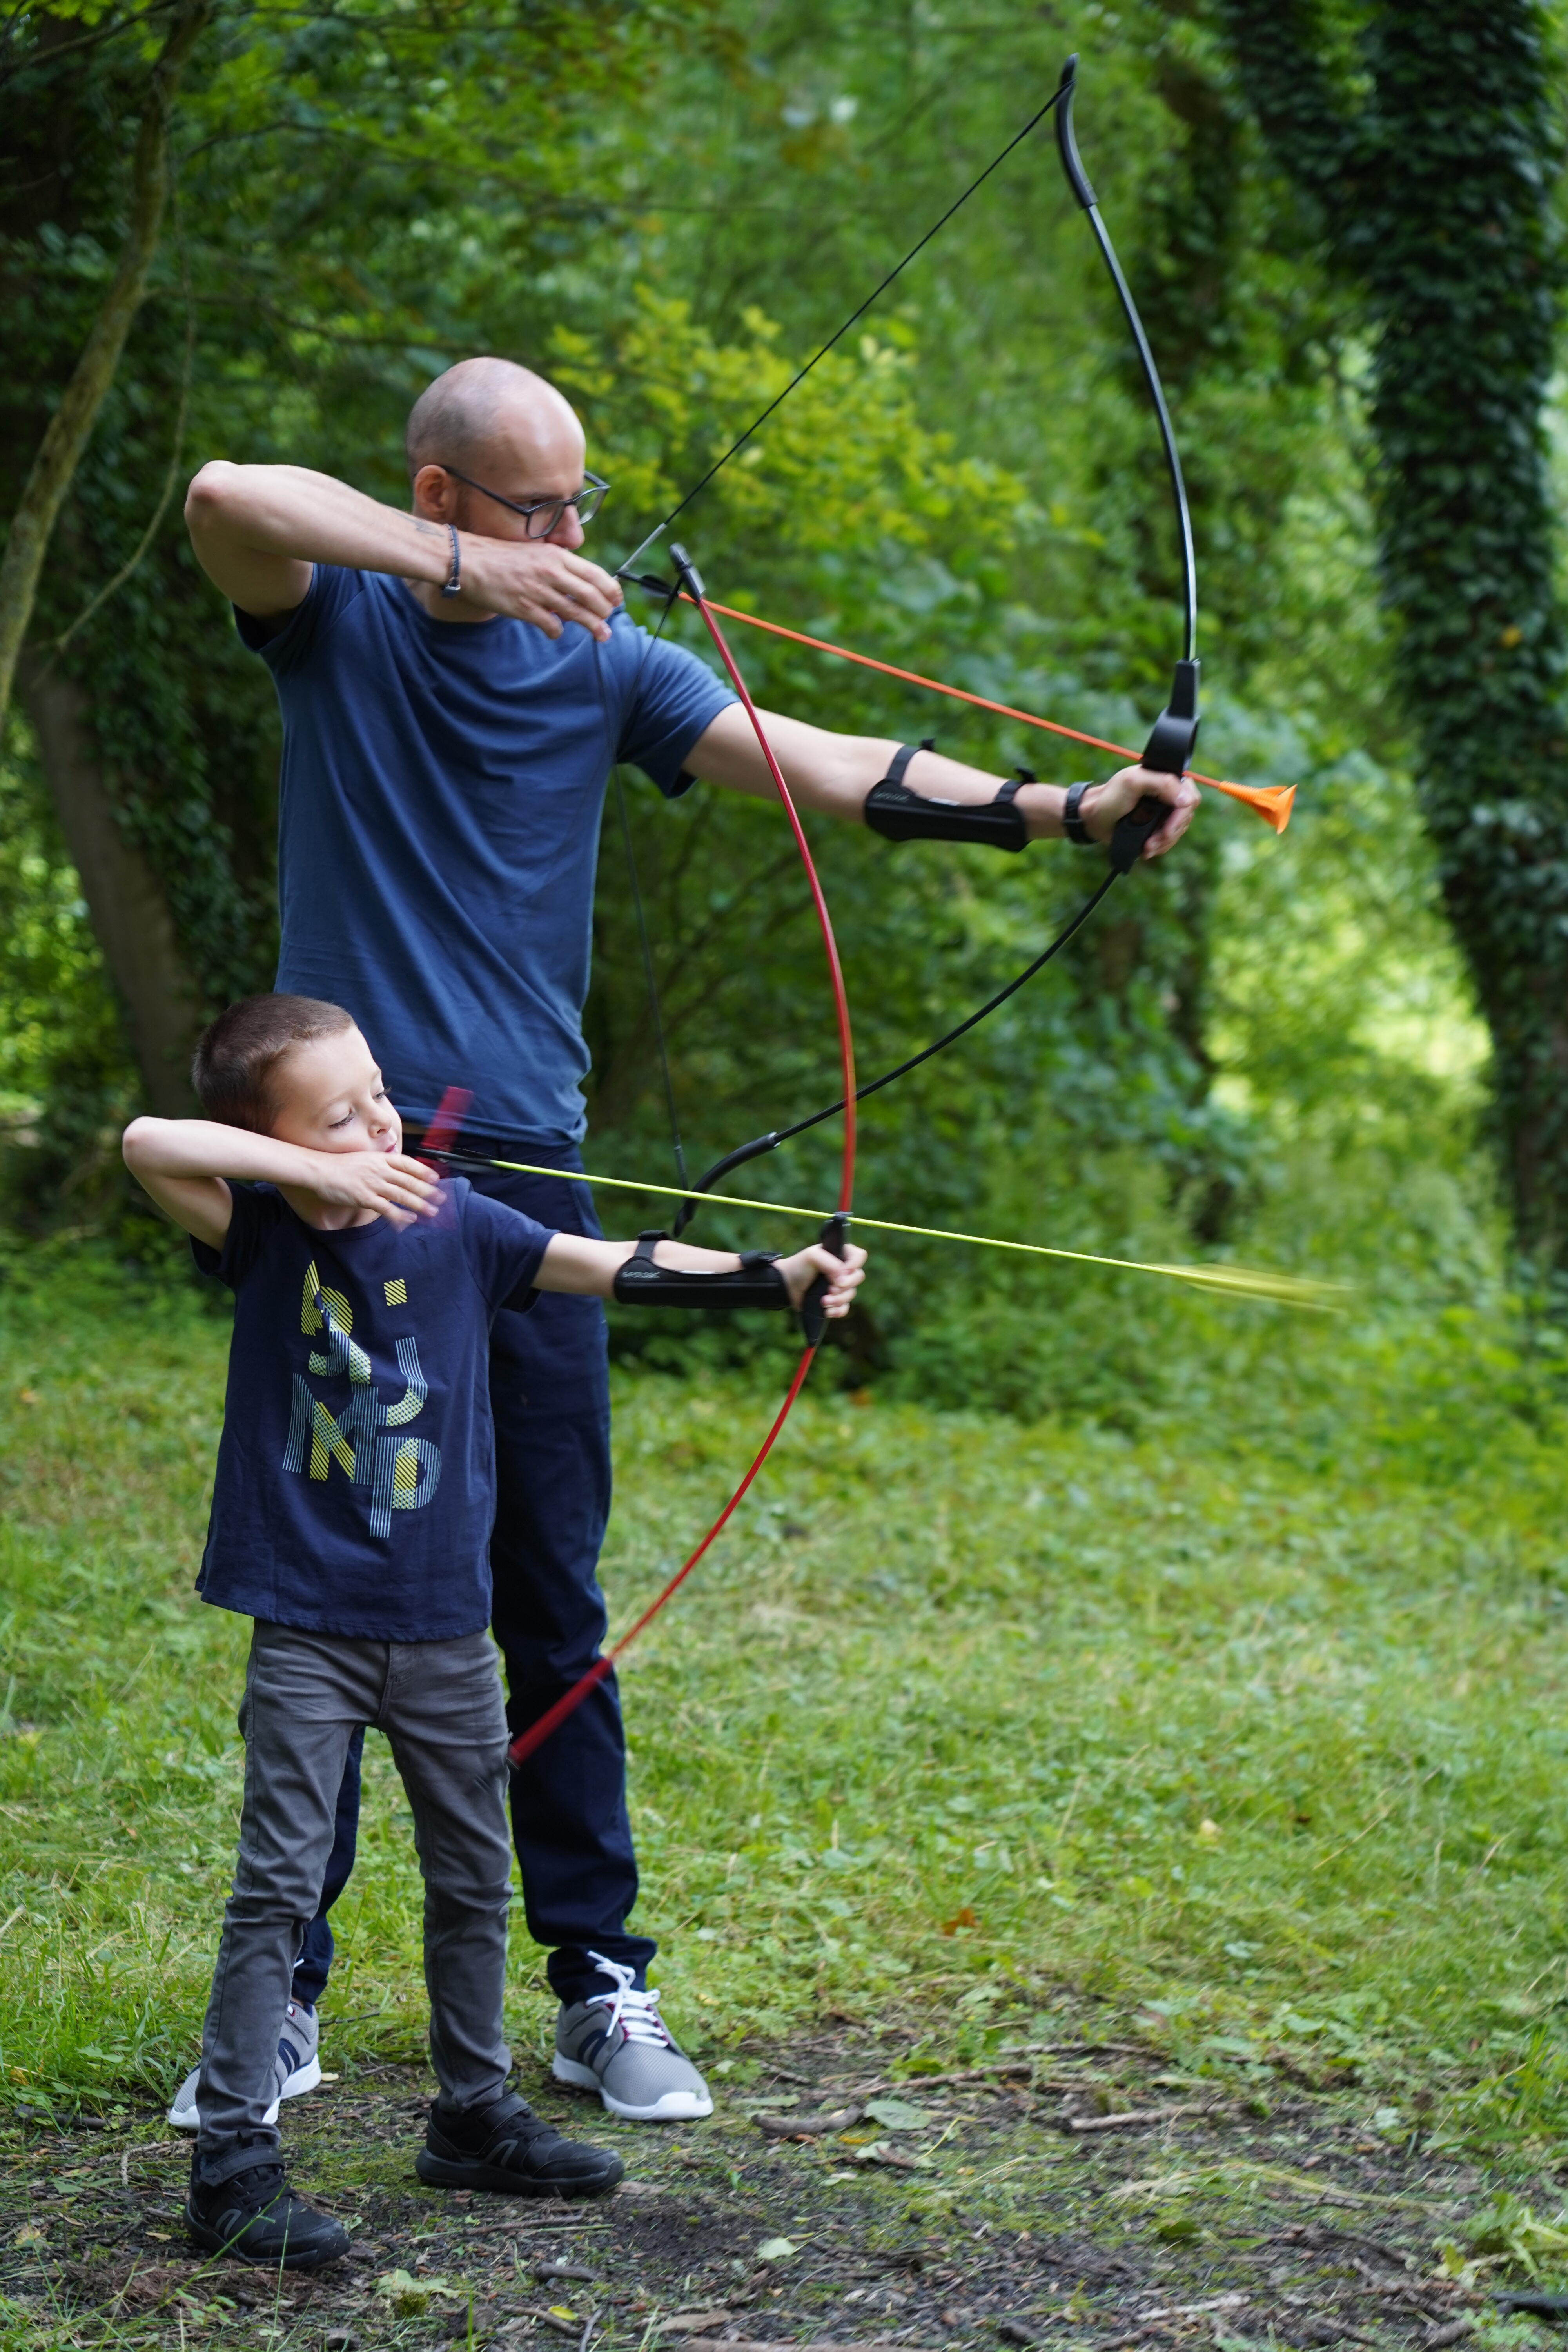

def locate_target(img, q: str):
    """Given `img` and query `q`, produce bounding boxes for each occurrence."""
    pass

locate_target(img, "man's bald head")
[405,357,583,484]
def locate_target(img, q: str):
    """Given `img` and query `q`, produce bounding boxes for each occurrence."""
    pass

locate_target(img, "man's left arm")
[684,704,1198,860]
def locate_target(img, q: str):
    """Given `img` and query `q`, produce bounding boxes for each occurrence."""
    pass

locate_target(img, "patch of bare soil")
[0,2028,1508,2348]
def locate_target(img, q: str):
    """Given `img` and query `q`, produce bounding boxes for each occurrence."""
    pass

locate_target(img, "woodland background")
[4,0,1553,1413]
[17,4,1568,2291]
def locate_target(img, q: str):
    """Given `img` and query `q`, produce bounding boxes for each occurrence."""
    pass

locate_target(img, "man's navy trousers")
[291,1143,655,2012]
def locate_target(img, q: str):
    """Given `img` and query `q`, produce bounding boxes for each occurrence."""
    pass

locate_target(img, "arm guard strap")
[612,1231,790,1310]
[865,742,1030,853]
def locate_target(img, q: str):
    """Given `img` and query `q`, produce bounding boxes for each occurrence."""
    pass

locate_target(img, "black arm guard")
[612,1231,790,1310]
[865,742,1030,853]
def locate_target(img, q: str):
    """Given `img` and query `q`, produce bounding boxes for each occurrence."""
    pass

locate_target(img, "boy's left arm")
[539,1232,866,1319]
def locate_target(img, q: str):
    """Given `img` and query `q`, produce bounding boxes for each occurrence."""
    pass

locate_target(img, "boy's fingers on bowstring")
[387,1149,442,1187]
[383,1154,445,1214]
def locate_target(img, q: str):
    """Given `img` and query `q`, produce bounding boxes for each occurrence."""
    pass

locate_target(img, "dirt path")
[0,2028,1508,2348]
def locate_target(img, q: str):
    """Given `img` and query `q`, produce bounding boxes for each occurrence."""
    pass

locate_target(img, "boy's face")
[269,1025,402,1156]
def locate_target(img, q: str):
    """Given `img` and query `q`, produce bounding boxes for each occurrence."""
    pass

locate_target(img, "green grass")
[5,1245,1568,2170]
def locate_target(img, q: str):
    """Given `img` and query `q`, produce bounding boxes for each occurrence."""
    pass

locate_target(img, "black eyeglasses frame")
[435,464,609,540]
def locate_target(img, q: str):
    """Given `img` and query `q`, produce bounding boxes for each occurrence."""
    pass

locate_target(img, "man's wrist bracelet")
[441,524,462,599]
[1063,782,1096,845]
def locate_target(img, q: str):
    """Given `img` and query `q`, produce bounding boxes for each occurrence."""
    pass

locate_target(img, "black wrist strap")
[866,740,1029,853]
[612,1230,790,1311]
[1063,781,1095,845]
[441,524,462,599]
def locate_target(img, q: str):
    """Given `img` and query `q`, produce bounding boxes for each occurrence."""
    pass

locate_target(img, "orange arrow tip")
[1208,777,1294,834]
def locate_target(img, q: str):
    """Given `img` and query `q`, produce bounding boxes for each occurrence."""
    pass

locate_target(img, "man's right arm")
[184,463,453,619]
[183,461,623,639]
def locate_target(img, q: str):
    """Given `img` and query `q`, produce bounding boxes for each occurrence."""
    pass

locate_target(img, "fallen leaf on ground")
[864,2097,935,2131]
[855,2140,932,2171]
[376,2269,462,2315]
[756,2105,864,2138]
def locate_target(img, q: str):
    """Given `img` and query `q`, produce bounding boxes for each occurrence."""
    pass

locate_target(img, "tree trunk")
[17,653,203,1115]
[0,0,210,725]
[1220,0,1568,1264]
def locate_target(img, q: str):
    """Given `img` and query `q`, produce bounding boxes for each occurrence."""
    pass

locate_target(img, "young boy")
[123,993,864,2269]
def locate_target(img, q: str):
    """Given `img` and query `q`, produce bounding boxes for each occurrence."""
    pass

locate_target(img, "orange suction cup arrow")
[1210,779,1294,833]
[675,595,1296,837]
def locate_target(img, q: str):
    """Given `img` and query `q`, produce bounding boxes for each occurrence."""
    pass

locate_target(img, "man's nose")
[548,508,585,552]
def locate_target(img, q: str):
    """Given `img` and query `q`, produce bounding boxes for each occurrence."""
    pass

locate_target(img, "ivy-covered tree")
[1218,0,1568,1264]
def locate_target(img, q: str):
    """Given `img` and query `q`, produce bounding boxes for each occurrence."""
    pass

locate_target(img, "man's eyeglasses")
[437,465,609,540]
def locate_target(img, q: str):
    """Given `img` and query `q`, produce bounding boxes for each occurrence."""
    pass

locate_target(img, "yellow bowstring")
[465,1158,1343,1312]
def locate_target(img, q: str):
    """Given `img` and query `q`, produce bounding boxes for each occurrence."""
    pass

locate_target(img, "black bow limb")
[1056,51,1201,875]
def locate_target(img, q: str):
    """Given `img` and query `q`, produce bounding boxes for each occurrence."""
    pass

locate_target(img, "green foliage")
[1221,0,1568,1264]
[0,0,1535,1412]
[10,1252,1568,2161]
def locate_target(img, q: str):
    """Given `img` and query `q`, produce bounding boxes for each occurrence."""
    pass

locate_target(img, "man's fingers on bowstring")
[561,547,622,608]
[465,542,622,640]
[523,547,621,623]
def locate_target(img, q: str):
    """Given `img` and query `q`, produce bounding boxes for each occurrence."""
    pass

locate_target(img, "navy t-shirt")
[192,1178,552,1640]
[241,568,735,1143]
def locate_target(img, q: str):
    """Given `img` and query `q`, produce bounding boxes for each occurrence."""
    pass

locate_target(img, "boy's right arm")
[121,1119,441,1247]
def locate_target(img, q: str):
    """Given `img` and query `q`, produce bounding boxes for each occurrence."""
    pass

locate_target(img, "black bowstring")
[670,868,1117,1227]
[617,81,1070,576]
[611,62,1176,1235]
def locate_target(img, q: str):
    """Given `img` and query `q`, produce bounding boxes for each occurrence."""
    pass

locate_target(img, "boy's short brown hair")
[192,995,356,1133]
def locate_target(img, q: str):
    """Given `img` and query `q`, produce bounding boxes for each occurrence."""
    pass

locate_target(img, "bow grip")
[1111,657,1201,876]
[799,1212,848,1348]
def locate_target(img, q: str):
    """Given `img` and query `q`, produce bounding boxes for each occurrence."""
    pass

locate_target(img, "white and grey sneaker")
[552,1953,713,2123]
[167,1999,322,2133]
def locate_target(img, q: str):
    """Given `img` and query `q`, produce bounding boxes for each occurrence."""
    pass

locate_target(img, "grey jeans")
[195,1622,512,2184]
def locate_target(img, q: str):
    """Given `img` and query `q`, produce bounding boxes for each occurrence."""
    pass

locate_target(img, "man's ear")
[411,463,457,521]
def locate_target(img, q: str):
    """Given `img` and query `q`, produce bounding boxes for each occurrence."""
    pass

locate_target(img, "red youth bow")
[505,547,856,1772]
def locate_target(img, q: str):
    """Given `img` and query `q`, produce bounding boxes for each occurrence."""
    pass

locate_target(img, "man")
[180,356,1196,2128]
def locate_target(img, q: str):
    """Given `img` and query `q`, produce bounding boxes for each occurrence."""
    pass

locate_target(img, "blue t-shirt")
[242,568,736,1143]
[192,1178,552,1640]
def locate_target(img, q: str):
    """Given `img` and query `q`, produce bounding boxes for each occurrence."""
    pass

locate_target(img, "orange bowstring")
[677,594,1294,835]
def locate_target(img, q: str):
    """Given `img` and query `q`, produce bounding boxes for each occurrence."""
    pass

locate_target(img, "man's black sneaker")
[185,2156,350,2267]
[415,2091,624,2198]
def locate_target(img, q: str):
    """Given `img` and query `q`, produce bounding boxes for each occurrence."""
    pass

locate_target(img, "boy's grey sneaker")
[168,1999,322,2132]
[552,1953,713,2123]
